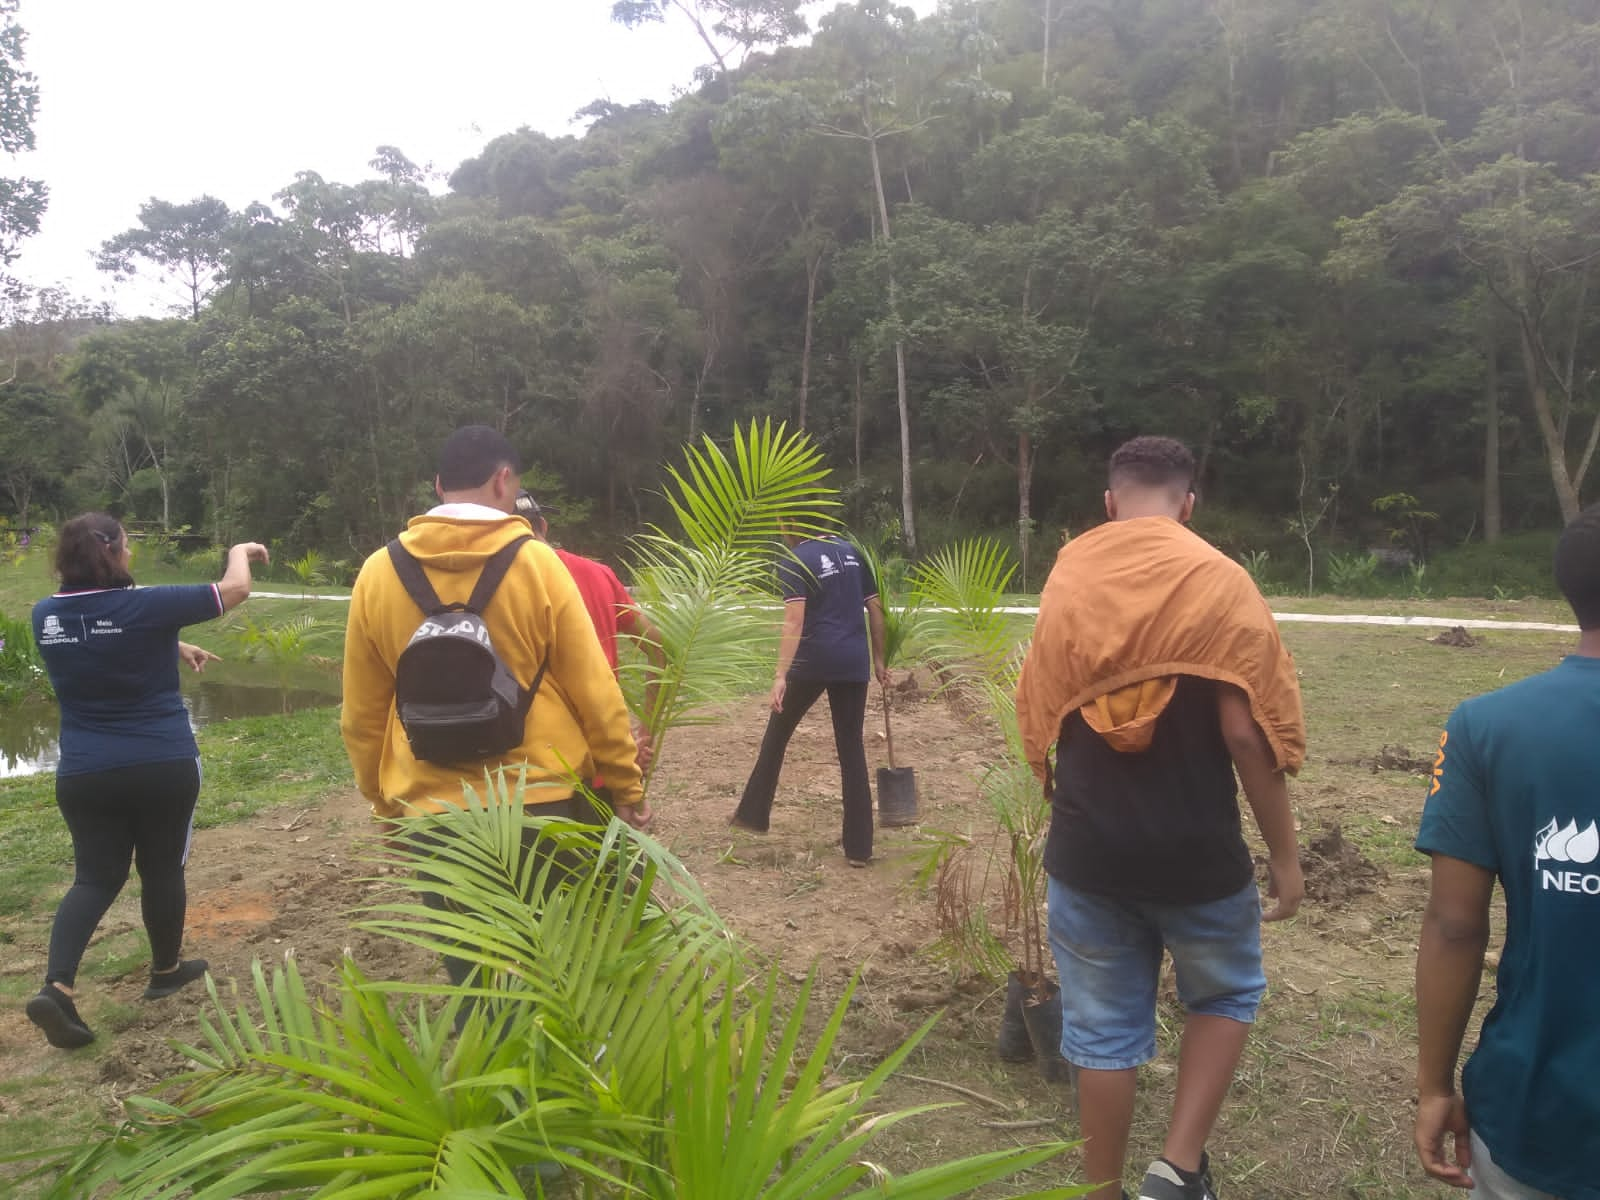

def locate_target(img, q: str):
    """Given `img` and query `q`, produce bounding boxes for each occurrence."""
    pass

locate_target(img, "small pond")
[0,667,342,779]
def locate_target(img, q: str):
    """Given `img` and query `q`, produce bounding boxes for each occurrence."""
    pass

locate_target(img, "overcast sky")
[10,0,928,317]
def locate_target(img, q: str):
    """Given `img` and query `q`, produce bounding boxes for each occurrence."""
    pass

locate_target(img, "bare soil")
[0,663,1470,1198]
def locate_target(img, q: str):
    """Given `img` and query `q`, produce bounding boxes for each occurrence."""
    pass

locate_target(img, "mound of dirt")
[1429,626,1479,648]
[1296,822,1384,905]
[1329,744,1435,774]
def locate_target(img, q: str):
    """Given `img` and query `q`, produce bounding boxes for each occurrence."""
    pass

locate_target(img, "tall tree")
[97,197,233,320]
[0,0,45,266]
[611,0,808,85]
[810,0,946,553]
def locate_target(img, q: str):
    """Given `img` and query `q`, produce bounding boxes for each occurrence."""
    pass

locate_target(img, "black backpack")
[386,535,548,765]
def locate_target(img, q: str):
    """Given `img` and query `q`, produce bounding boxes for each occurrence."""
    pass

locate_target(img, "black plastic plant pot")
[997,970,1035,1062]
[876,765,919,826]
[1019,978,1075,1085]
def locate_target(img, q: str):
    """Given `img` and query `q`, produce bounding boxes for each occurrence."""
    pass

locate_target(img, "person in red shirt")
[516,492,664,772]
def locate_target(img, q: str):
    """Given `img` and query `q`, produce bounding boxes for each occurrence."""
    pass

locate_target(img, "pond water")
[0,673,342,779]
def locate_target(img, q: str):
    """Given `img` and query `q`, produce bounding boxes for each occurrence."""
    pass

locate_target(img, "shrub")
[1326,551,1381,596]
[1425,532,1561,599]
[0,611,50,704]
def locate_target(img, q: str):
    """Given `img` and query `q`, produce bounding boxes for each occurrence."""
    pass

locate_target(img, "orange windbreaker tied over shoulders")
[1015,517,1305,786]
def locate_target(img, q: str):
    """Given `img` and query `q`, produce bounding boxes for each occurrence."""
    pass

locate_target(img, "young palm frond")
[37,953,646,1199]
[619,419,842,783]
[621,541,778,779]
[359,775,740,1124]
[857,540,920,672]
[30,778,1085,1200]
[659,418,839,561]
[909,538,1020,692]
[657,969,1080,1200]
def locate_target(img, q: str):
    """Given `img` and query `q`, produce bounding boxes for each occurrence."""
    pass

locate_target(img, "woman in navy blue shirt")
[26,513,267,1049]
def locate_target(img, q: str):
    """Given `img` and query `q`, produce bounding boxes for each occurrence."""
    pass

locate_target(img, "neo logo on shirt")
[1536,818,1600,893]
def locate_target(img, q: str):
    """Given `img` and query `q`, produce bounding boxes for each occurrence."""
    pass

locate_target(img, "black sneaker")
[26,987,95,1049]
[144,958,209,1000]
[1138,1153,1217,1200]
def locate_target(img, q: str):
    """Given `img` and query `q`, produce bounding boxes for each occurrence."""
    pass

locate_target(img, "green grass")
[0,706,349,920]
[1282,623,1569,762]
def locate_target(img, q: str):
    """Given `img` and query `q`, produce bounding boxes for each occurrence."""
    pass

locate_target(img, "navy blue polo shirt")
[777,538,879,684]
[1417,655,1600,1200]
[32,584,224,776]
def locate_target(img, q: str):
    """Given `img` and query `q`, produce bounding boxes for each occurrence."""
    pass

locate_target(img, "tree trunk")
[1484,313,1502,543]
[1018,429,1034,590]
[893,340,915,553]
[799,252,820,431]
[1518,318,1581,523]
[868,132,917,555]
[853,360,864,494]
[1041,0,1052,90]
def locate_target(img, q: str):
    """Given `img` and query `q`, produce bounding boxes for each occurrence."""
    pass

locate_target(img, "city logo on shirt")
[38,614,81,645]
[817,553,838,578]
[1536,817,1600,894]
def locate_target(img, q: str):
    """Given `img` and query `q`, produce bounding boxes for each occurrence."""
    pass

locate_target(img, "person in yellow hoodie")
[1016,436,1304,1200]
[342,427,648,988]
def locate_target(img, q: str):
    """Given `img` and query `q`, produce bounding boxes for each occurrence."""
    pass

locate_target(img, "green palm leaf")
[909,538,1020,687]
[659,419,839,558]
[619,419,843,784]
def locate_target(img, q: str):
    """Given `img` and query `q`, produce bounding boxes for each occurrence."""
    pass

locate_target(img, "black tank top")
[1043,675,1254,904]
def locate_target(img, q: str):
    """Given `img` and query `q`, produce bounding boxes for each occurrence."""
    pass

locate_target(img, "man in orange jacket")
[1017,436,1304,1200]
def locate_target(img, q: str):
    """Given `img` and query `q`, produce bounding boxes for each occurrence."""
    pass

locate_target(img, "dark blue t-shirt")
[1416,655,1600,1200]
[777,538,879,683]
[33,584,224,777]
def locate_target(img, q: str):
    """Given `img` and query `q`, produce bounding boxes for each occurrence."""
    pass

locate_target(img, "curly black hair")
[1555,503,1600,630]
[1108,436,1196,493]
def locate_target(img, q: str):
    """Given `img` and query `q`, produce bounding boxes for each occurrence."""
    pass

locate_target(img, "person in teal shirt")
[1415,506,1600,1199]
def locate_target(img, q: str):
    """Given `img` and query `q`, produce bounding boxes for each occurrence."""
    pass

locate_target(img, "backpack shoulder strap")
[386,539,445,616]
[471,535,546,717]
[466,535,535,615]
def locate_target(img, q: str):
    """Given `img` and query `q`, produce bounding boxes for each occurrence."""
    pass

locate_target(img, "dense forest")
[3,0,1599,590]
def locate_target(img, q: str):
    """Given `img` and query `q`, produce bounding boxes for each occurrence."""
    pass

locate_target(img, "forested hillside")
[4,0,1599,590]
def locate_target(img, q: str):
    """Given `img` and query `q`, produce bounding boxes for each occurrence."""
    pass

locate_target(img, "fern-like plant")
[17,776,1088,1200]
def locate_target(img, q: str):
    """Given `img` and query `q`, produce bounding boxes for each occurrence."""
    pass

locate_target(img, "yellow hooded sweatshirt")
[341,509,643,818]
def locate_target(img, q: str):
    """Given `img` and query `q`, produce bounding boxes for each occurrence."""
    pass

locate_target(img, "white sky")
[8,0,930,318]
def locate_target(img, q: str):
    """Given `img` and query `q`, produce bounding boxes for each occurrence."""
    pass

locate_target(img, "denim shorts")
[1046,876,1267,1071]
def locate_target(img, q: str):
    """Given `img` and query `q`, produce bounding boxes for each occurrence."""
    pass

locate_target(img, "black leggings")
[47,758,200,988]
[733,680,873,861]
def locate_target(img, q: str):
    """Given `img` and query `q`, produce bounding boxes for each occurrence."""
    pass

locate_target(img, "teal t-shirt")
[1417,655,1600,1200]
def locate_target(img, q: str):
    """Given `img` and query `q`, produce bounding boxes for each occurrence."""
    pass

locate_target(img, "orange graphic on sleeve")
[1430,730,1448,796]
